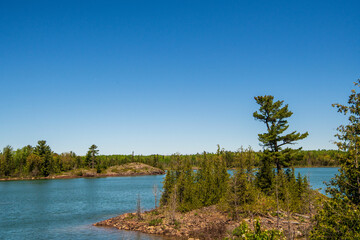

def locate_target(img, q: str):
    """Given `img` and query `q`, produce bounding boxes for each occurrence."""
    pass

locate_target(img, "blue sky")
[1,0,359,155]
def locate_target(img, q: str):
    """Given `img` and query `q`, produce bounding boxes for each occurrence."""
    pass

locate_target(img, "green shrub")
[310,195,360,239]
[229,220,284,240]
[148,218,162,226]
[173,219,181,229]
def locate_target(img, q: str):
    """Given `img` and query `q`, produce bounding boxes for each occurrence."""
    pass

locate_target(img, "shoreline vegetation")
[0,140,342,180]
[94,147,326,239]
[0,162,165,181]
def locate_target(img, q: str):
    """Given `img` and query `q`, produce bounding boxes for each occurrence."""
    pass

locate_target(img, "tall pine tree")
[86,144,99,169]
[33,140,52,177]
[253,95,308,172]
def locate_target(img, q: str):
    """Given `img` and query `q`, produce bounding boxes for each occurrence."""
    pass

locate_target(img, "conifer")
[253,95,308,172]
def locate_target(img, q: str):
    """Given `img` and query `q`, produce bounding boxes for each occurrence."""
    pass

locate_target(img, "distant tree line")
[0,144,341,178]
[0,93,342,179]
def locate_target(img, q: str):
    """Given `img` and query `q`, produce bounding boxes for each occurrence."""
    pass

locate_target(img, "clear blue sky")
[1,0,359,155]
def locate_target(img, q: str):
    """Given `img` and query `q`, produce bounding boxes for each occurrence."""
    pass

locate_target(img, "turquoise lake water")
[0,168,339,240]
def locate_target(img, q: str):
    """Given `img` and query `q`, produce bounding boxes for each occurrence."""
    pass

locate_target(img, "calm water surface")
[0,168,339,240]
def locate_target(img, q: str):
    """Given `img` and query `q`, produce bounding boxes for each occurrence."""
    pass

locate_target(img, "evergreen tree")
[256,150,274,193]
[160,169,176,206]
[161,149,229,211]
[197,151,229,207]
[86,144,99,169]
[197,152,216,206]
[2,145,13,176]
[176,157,200,212]
[33,140,52,177]
[160,156,179,207]
[215,147,230,203]
[253,95,308,172]
[233,150,256,212]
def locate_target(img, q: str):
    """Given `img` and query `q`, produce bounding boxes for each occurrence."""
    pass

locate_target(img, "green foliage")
[252,95,311,222]
[253,95,308,171]
[311,80,360,238]
[148,218,162,226]
[291,150,342,167]
[256,151,274,194]
[33,140,52,177]
[310,195,360,239]
[176,157,200,212]
[2,145,13,176]
[278,169,310,213]
[86,144,99,169]
[229,220,284,240]
[0,143,339,179]
[197,151,229,207]
[221,147,260,218]
[160,149,229,212]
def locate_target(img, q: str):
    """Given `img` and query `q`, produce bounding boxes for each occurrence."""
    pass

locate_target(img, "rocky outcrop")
[94,205,312,239]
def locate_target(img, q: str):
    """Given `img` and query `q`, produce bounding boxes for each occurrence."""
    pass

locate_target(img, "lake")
[0,168,338,240]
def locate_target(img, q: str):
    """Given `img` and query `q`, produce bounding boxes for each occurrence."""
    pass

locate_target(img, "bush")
[148,218,162,226]
[229,220,284,240]
[310,195,360,239]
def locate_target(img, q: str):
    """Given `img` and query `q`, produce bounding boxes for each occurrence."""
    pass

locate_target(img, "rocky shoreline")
[0,162,165,181]
[94,205,312,239]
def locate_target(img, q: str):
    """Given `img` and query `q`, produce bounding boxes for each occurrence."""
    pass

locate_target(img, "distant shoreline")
[0,163,165,182]
[0,165,338,182]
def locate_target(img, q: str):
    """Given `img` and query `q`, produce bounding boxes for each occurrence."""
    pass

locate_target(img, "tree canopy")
[253,95,308,171]
[86,144,99,169]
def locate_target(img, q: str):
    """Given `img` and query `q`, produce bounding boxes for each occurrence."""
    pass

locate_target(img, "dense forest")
[0,143,341,178]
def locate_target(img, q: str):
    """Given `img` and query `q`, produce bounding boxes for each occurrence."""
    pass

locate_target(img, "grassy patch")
[148,218,162,226]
